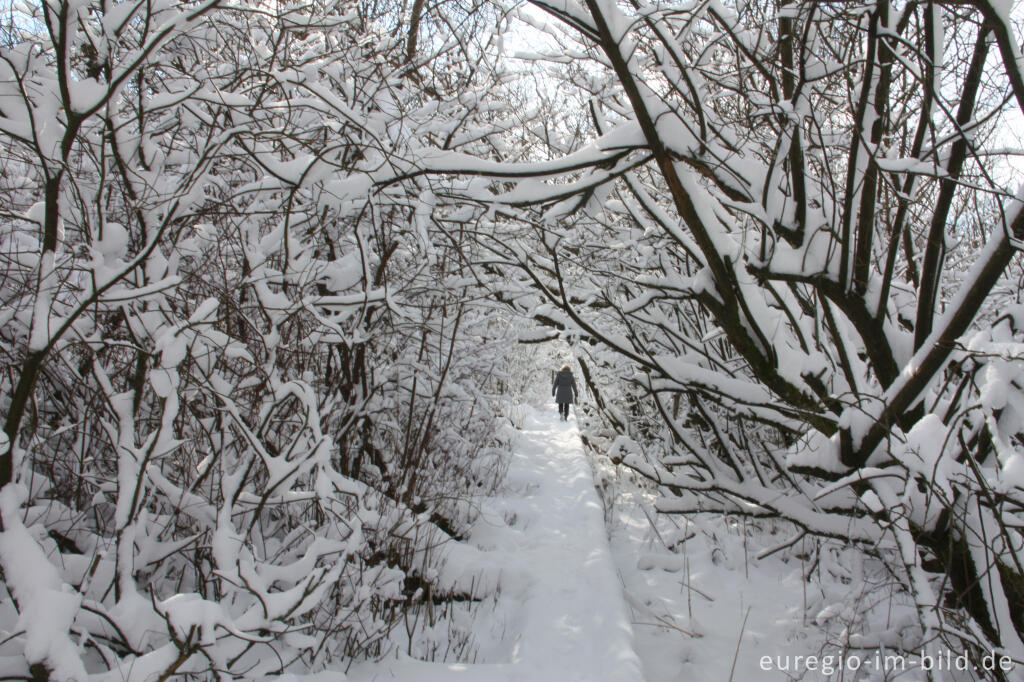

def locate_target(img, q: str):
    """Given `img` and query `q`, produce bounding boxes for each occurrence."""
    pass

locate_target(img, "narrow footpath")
[348,406,645,681]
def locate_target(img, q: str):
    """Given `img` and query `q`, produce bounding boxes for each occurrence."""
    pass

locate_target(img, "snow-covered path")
[347,406,644,681]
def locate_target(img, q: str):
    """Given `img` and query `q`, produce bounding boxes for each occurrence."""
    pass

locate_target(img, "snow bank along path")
[347,406,645,681]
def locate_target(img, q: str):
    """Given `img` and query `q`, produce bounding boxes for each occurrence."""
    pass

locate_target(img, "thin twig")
[728,606,752,682]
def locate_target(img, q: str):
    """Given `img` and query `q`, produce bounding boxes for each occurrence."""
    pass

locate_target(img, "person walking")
[552,365,578,421]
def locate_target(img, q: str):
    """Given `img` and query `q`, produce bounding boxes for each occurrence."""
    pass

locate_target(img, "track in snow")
[347,405,645,682]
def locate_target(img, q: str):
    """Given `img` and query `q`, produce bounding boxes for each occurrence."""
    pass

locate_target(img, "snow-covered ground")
[343,403,960,682]
[609,483,812,682]
[604,470,944,682]
[347,406,644,681]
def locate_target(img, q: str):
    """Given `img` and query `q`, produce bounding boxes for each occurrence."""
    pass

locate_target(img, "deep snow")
[603,465,996,682]
[346,404,978,682]
[608,482,817,682]
[347,406,645,681]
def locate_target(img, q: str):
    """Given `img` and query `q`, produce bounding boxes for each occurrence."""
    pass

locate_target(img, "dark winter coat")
[552,369,578,404]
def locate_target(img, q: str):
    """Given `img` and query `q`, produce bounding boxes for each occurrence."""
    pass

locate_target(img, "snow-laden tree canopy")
[443,0,1024,663]
[3,0,1024,678]
[0,0,518,677]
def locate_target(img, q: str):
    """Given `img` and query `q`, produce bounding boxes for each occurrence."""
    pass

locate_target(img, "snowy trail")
[347,406,645,682]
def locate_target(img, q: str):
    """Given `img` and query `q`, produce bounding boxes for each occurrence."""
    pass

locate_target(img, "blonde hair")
[560,365,571,371]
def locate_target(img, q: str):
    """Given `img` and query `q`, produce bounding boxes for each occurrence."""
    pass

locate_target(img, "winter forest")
[6,0,1024,680]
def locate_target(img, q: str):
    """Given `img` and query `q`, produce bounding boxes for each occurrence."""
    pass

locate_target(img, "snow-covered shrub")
[454,0,1024,670]
[0,1,512,678]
